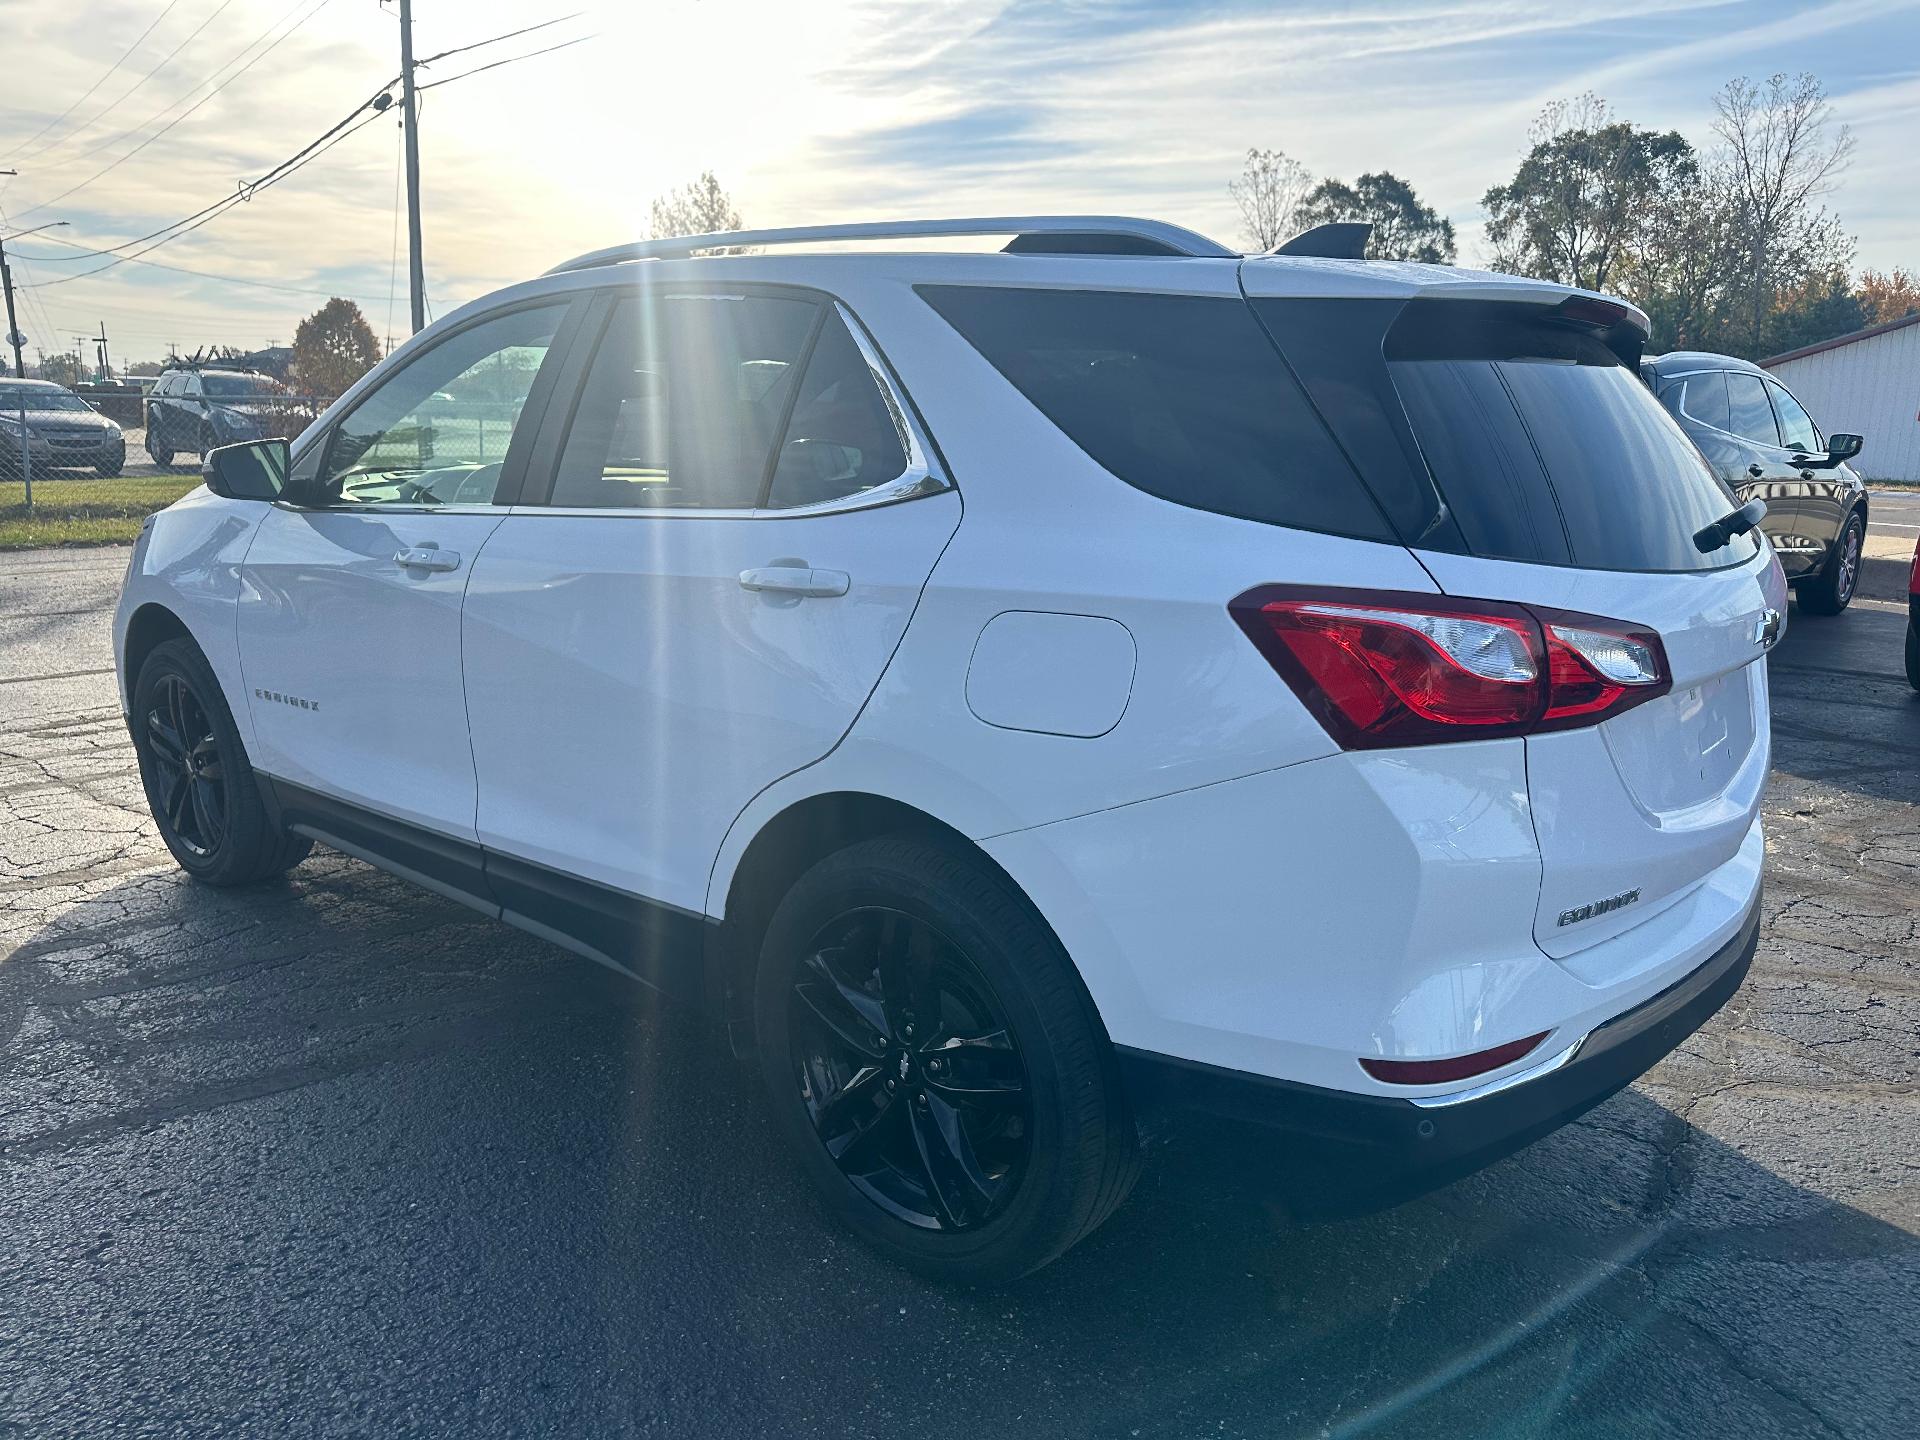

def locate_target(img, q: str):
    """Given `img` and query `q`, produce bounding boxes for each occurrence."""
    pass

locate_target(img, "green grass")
[0,474,199,549]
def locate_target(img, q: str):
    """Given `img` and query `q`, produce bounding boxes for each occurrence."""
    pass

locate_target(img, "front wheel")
[1801,511,1864,616]
[145,422,173,468]
[132,638,311,885]
[753,834,1139,1284]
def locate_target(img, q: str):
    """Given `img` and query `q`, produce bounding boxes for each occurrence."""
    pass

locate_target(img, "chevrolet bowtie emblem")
[1755,608,1783,649]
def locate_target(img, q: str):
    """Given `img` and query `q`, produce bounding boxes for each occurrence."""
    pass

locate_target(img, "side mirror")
[202,438,289,501]
[1792,433,1863,470]
[1826,432,1864,464]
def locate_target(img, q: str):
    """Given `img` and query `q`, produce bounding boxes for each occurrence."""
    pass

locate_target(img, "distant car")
[1645,351,1866,615]
[1906,533,1919,691]
[0,377,126,478]
[144,368,286,469]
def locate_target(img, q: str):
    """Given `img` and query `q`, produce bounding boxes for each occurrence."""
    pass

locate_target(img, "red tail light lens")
[1231,586,1670,748]
[1360,1030,1551,1085]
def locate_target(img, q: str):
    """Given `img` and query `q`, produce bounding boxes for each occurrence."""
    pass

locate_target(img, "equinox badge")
[1558,888,1641,927]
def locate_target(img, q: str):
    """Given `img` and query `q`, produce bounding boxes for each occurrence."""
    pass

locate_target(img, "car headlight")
[104,421,122,436]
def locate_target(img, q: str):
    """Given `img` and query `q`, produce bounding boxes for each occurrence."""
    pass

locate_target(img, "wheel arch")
[121,601,194,711]
[708,790,1067,1048]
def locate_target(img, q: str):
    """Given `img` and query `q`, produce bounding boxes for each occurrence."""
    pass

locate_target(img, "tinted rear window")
[1383,303,1755,572]
[916,286,1391,540]
[1662,371,1731,433]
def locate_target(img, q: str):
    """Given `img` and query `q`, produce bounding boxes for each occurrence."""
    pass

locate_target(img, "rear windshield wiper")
[1693,498,1767,554]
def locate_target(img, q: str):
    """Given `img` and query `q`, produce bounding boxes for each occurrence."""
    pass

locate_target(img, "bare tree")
[1228,147,1314,252]
[1713,73,1856,351]
[648,172,745,241]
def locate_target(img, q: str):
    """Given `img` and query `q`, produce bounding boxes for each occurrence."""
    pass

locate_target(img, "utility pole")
[0,201,70,380]
[95,322,112,380]
[398,0,427,335]
[0,170,21,379]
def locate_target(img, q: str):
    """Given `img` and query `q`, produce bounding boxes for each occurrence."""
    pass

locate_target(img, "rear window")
[1382,303,1756,572]
[916,286,1391,540]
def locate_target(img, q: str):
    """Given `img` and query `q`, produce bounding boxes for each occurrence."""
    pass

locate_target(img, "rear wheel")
[754,834,1139,1284]
[133,638,311,885]
[1801,511,1863,616]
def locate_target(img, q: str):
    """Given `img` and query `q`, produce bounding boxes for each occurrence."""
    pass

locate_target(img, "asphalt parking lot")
[0,525,1915,1439]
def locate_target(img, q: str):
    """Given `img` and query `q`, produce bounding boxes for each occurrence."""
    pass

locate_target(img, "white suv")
[114,216,1781,1282]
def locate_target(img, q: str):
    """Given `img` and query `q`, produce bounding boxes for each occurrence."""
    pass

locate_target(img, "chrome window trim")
[1659,368,1792,453]
[524,295,953,520]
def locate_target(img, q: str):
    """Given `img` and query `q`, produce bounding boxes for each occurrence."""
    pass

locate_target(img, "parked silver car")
[0,378,126,478]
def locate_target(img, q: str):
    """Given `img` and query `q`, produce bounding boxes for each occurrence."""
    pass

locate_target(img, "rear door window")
[551,293,819,509]
[917,285,1391,540]
[1725,374,1781,448]
[1664,372,1731,433]
[1380,302,1755,573]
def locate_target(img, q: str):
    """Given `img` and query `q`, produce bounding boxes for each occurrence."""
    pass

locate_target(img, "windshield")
[0,386,92,412]
[203,375,279,398]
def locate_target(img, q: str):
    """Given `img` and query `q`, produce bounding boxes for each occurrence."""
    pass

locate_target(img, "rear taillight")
[1231,586,1670,748]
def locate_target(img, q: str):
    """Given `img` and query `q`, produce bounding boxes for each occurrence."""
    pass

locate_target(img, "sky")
[0,0,1915,364]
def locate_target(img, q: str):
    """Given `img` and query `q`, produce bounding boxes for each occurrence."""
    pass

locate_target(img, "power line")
[20,1,240,168]
[2,0,188,162]
[19,101,389,290]
[8,0,334,222]
[415,11,583,68]
[416,34,594,93]
[12,228,391,302]
[57,0,312,169]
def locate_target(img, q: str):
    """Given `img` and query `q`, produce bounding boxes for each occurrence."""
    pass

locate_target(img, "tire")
[97,451,124,478]
[132,637,312,885]
[197,422,217,459]
[145,419,173,468]
[1906,621,1920,693]
[753,833,1139,1284]
[1800,510,1864,616]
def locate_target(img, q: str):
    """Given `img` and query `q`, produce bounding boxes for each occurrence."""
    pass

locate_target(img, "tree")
[1228,147,1313,251]
[1857,267,1920,324]
[1712,73,1856,353]
[1296,171,1455,263]
[292,299,380,399]
[1482,95,1695,294]
[36,350,84,386]
[648,172,744,241]
[1763,270,1866,355]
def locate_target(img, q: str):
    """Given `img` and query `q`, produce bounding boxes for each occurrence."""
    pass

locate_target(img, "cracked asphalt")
[0,536,1916,1440]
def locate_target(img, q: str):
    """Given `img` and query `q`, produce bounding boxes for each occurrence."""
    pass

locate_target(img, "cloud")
[1,0,1914,356]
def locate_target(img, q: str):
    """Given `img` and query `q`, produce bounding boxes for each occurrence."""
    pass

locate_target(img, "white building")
[1762,311,1920,483]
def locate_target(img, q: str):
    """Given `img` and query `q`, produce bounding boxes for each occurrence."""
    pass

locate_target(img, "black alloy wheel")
[144,672,227,857]
[788,906,1032,1232]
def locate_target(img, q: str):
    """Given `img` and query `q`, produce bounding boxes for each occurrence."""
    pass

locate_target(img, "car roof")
[0,377,69,390]
[1645,350,1773,379]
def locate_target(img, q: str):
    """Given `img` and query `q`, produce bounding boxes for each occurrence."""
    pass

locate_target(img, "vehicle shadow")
[3,864,1915,1439]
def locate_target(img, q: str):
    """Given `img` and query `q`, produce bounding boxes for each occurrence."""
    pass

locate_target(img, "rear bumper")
[1119,889,1760,1213]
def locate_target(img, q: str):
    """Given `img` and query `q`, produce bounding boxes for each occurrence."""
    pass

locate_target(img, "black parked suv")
[1645,352,1866,614]
[144,367,285,469]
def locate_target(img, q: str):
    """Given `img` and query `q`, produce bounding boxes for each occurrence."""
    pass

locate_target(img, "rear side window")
[916,285,1391,540]
[1725,373,1780,447]
[1383,302,1755,573]
[1662,372,1731,433]
[551,293,818,509]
